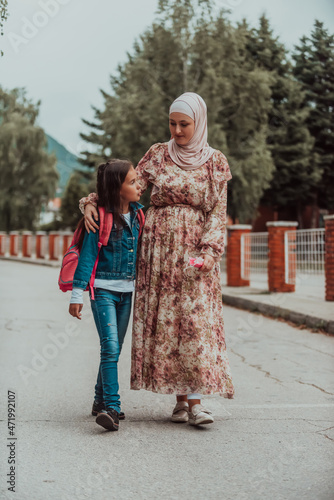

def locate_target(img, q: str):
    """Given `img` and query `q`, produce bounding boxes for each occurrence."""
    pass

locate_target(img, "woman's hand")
[199,254,215,273]
[84,204,99,233]
[69,303,83,320]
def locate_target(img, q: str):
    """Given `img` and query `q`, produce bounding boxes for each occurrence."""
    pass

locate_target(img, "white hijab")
[168,92,215,170]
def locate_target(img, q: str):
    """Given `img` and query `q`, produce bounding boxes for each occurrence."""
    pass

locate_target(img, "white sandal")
[188,404,214,425]
[171,401,189,423]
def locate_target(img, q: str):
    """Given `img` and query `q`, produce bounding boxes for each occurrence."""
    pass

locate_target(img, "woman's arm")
[79,192,98,215]
[199,181,229,260]
[79,144,162,232]
[199,151,231,260]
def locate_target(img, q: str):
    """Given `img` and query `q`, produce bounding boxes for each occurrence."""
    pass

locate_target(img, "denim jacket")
[72,202,144,290]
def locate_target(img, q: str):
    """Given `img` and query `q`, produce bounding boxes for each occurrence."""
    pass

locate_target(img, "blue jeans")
[90,288,132,413]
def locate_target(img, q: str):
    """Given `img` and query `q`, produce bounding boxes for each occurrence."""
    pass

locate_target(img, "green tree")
[293,21,334,222]
[59,171,94,230]
[0,87,59,231]
[80,1,214,168]
[191,14,275,222]
[260,81,316,226]
[80,22,185,168]
[247,16,315,227]
[81,1,279,222]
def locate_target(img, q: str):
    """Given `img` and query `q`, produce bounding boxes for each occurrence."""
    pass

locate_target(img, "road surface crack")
[319,433,334,442]
[296,380,334,395]
[230,348,284,384]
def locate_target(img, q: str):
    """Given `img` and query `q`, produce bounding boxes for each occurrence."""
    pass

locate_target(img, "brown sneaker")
[96,408,120,431]
[92,401,125,420]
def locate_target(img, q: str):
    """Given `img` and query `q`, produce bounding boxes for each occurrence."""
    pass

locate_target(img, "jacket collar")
[130,201,144,212]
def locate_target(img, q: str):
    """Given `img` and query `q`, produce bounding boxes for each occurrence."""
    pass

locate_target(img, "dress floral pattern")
[80,143,234,398]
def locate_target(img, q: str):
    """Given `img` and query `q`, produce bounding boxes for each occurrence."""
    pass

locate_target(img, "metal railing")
[240,232,268,283]
[0,231,73,261]
[285,228,325,285]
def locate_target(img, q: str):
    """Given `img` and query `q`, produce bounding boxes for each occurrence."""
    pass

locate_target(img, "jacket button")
[130,249,134,252]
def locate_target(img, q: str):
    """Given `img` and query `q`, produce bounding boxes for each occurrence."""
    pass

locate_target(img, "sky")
[1,0,334,157]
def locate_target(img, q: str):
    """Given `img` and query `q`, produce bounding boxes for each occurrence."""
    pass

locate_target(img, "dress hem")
[130,385,234,398]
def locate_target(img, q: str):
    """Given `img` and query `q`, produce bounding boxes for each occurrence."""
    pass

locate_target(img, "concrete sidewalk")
[221,285,334,335]
[0,260,334,499]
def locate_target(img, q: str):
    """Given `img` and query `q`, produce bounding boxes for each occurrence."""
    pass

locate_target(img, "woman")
[81,92,234,426]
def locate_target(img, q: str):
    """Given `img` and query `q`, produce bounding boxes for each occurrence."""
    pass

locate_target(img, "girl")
[81,93,235,426]
[69,159,143,431]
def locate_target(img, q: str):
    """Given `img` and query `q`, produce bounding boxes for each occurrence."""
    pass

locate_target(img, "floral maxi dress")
[131,143,234,398]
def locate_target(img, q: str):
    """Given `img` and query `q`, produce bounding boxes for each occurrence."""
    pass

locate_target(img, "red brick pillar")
[36,231,47,259]
[226,225,252,286]
[62,232,74,255]
[9,231,19,257]
[49,232,61,261]
[324,215,334,301]
[0,232,6,256]
[22,231,33,258]
[266,221,298,293]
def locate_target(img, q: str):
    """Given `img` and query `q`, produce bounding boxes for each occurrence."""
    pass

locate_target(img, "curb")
[0,256,60,268]
[222,293,334,336]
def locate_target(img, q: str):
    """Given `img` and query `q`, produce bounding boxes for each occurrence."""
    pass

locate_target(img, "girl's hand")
[199,254,215,273]
[84,204,99,233]
[69,303,83,320]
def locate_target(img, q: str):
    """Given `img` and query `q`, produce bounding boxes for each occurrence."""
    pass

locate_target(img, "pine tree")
[261,81,316,226]
[80,1,215,169]
[0,87,59,231]
[293,21,334,219]
[247,16,314,227]
[191,14,275,222]
[80,3,279,222]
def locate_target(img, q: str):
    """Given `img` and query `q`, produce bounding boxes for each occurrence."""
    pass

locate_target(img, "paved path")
[0,261,334,500]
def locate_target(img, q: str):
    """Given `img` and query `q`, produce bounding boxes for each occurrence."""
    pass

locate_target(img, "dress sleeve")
[135,143,164,194]
[79,192,98,214]
[199,152,232,259]
[78,143,164,213]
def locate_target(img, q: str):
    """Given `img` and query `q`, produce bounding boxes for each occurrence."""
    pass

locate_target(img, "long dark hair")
[75,159,133,251]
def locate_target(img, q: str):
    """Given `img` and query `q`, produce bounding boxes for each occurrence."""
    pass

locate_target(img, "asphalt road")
[1,261,333,500]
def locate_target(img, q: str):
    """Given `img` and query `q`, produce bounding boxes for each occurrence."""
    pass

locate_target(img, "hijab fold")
[168,92,215,170]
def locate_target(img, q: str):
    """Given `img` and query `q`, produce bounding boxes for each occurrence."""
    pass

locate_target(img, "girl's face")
[169,112,195,145]
[120,166,141,205]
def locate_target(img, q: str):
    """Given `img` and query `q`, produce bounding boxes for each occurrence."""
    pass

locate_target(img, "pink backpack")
[58,206,145,299]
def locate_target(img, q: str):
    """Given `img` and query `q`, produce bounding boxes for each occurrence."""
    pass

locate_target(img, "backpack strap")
[89,207,114,300]
[98,206,114,246]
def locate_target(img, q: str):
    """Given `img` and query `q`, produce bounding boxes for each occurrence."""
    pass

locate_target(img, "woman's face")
[169,112,195,146]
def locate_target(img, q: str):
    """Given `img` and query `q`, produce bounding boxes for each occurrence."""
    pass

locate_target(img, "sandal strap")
[191,404,212,417]
[172,402,189,414]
